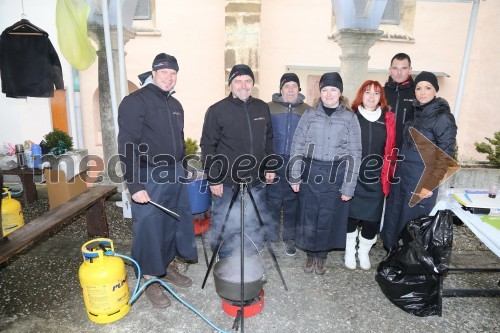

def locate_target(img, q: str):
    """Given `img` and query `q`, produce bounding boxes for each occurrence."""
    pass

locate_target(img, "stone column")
[225,0,261,97]
[332,29,383,100]
[88,25,135,182]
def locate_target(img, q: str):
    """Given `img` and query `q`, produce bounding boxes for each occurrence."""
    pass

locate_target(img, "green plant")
[44,129,74,151]
[184,138,202,171]
[185,138,199,156]
[474,131,500,167]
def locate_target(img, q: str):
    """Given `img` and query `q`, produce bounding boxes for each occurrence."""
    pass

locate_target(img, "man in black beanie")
[228,64,254,85]
[118,53,197,308]
[137,53,180,86]
[201,64,276,258]
[152,53,179,72]
[266,72,310,256]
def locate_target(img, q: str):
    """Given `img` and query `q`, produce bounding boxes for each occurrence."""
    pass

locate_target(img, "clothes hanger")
[8,20,45,36]
[6,1,47,36]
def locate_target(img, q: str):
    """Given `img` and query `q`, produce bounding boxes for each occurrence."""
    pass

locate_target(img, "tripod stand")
[201,182,288,331]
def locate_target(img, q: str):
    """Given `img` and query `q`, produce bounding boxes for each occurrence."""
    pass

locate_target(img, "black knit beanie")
[228,64,254,85]
[415,71,439,92]
[319,72,343,92]
[152,53,179,72]
[280,73,301,91]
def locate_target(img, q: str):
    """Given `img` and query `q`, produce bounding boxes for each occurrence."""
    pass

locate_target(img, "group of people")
[117,52,457,308]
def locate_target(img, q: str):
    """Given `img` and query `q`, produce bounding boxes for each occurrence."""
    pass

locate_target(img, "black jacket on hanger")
[0,19,64,98]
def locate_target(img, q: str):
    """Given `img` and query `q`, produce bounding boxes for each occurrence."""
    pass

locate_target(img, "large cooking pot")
[213,254,266,302]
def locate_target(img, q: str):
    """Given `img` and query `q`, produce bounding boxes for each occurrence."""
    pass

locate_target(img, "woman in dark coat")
[346,80,396,270]
[289,72,362,275]
[381,71,457,250]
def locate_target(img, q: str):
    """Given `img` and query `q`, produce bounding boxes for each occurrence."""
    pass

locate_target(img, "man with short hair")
[384,53,416,149]
[266,73,309,256]
[118,53,197,308]
[200,64,275,258]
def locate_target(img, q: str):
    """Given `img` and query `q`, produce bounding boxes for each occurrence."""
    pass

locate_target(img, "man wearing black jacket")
[117,53,197,308]
[384,53,416,149]
[201,64,275,258]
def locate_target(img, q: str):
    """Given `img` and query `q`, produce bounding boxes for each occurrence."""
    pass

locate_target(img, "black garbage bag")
[376,272,440,317]
[376,210,454,317]
[389,209,454,275]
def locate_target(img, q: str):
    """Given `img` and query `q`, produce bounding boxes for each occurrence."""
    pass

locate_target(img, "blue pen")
[464,193,473,203]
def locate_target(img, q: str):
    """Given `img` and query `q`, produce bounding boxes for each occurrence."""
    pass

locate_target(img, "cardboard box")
[44,169,88,209]
[41,149,89,181]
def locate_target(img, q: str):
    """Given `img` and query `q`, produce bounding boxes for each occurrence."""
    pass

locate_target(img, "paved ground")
[0,196,499,333]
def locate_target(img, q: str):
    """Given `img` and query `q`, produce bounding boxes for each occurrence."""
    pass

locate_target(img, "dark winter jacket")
[268,93,309,157]
[401,97,457,193]
[381,97,457,249]
[290,102,362,197]
[384,76,415,149]
[0,20,64,98]
[118,84,186,195]
[200,94,275,187]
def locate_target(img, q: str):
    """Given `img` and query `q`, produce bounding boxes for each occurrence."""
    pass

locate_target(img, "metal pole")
[239,183,245,333]
[453,0,480,121]
[115,0,127,101]
[115,0,133,217]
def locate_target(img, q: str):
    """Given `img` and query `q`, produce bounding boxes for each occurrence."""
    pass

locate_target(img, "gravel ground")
[0,196,499,333]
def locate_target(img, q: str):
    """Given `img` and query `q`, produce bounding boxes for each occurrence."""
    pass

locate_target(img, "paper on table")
[453,192,500,209]
[481,216,500,230]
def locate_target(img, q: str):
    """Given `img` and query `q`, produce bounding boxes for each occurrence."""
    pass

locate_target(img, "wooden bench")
[0,185,117,264]
[2,167,43,204]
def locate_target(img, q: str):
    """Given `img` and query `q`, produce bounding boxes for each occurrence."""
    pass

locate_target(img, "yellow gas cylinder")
[79,238,131,324]
[2,187,24,236]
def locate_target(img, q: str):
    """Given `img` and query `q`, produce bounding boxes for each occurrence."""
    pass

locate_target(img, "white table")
[431,193,500,257]
[430,190,500,307]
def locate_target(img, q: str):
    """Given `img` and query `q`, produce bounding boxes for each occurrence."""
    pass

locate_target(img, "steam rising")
[215,255,264,282]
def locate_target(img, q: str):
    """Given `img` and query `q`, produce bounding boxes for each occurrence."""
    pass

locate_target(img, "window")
[381,0,400,25]
[134,0,151,20]
[132,0,160,35]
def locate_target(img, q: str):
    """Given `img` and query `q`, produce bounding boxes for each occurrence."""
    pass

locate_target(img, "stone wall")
[225,0,261,96]
[441,167,500,190]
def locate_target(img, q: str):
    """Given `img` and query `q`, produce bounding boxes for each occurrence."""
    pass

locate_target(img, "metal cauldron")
[213,254,266,302]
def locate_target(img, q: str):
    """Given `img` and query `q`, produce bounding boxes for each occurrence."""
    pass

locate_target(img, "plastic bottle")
[31,144,42,169]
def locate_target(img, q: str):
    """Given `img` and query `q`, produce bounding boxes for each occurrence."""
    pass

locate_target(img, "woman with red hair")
[345,80,396,270]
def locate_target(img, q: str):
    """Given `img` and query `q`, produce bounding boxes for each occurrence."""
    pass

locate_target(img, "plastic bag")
[1,142,15,156]
[376,210,454,317]
[0,142,17,170]
[0,155,17,170]
[56,0,96,71]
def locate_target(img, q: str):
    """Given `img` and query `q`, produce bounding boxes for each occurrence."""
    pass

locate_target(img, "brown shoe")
[303,256,315,274]
[161,262,193,288]
[315,258,326,275]
[145,282,171,308]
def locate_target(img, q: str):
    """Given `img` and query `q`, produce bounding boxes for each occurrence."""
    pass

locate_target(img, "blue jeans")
[210,183,267,258]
